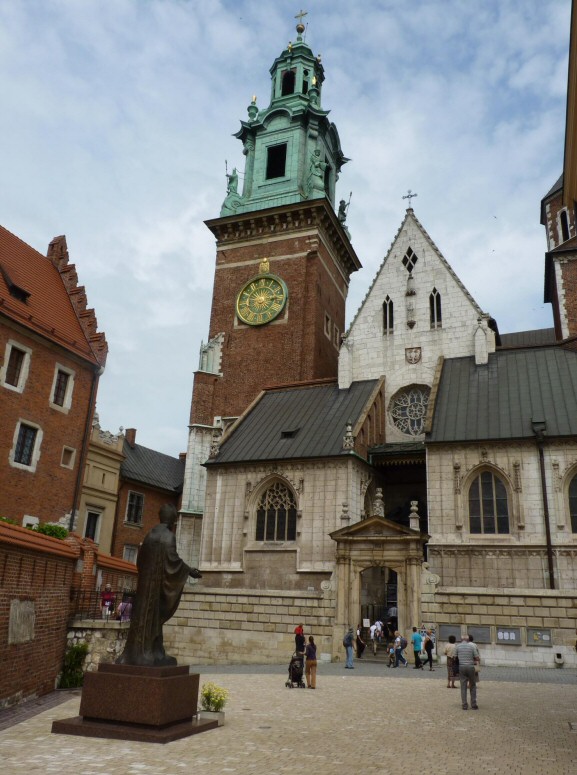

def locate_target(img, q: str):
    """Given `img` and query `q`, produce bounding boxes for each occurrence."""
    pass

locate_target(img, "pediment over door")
[330,515,422,541]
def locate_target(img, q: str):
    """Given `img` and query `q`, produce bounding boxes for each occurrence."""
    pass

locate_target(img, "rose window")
[390,386,431,436]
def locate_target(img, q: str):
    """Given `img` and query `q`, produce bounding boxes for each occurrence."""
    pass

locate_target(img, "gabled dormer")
[220,19,348,216]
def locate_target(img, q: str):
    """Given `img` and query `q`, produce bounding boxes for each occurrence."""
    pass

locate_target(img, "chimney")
[125,428,137,448]
[179,452,186,462]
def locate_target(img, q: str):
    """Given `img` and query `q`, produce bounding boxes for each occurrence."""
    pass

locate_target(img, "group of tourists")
[347,623,481,709]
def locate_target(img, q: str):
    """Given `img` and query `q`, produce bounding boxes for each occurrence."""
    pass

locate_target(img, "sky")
[0,0,571,456]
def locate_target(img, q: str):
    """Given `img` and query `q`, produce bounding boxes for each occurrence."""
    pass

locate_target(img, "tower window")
[266,144,287,179]
[569,474,577,533]
[402,247,418,273]
[430,288,442,329]
[383,296,394,335]
[303,69,309,94]
[281,70,296,96]
[560,209,570,242]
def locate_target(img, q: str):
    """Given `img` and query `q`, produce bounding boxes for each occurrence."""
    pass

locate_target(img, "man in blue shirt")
[411,626,423,669]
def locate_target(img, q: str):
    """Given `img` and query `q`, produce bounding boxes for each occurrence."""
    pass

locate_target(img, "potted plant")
[198,682,229,726]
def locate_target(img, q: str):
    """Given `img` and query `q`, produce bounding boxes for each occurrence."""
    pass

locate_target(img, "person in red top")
[100,583,115,619]
[294,623,305,654]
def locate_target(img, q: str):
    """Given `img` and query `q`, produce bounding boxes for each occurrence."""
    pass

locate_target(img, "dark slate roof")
[499,328,556,348]
[210,380,380,464]
[429,347,577,443]
[121,441,184,492]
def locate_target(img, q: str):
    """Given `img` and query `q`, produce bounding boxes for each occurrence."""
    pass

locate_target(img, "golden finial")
[259,257,270,274]
[251,95,257,104]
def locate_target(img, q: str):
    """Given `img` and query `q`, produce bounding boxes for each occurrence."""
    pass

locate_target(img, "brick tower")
[179,19,361,561]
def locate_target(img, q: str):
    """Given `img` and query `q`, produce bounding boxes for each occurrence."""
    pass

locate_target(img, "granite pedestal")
[52,664,218,743]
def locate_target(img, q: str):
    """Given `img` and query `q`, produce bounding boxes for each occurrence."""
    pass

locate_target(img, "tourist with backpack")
[394,630,408,667]
[343,626,355,669]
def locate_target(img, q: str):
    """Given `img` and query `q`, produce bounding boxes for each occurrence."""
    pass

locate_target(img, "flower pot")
[198,710,225,726]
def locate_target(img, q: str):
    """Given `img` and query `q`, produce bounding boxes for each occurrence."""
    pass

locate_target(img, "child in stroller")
[285,652,306,688]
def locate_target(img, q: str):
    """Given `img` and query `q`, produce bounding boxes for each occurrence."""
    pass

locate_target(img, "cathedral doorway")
[330,516,427,659]
[360,566,398,638]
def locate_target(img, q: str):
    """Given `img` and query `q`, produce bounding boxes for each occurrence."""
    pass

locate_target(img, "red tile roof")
[0,521,79,560]
[0,225,107,367]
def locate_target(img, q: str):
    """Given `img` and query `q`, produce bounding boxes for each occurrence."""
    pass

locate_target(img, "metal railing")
[69,589,135,622]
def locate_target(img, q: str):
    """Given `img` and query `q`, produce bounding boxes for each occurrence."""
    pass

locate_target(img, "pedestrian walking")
[455,634,480,710]
[394,630,408,667]
[343,626,355,668]
[411,626,423,669]
[422,629,435,670]
[356,625,366,659]
[305,635,317,688]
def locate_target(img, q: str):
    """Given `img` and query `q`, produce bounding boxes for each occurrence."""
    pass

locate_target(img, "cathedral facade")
[169,16,577,667]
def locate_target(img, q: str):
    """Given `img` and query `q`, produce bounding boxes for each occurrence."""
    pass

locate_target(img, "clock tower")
[179,19,361,557]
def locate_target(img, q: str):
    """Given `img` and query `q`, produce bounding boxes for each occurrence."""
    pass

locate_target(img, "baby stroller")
[285,651,306,688]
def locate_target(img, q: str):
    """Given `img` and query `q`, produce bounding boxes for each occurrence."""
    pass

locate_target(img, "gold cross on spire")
[295,9,308,24]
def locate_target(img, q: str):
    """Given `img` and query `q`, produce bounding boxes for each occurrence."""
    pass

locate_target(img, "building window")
[84,510,101,542]
[402,247,418,273]
[11,421,42,471]
[383,296,394,334]
[123,545,138,563]
[1,341,31,392]
[61,446,76,469]
[324,313,331,338]
[430,288,442,329]
[333,323,340,347]
[389,385,430,436]
[255,480,297,542]
[266,143,287,179]
[569,475,577,533]
[125,491,144,525]
[50,365,75,411]
[560,209,570,242]
[469,471,510,534]
[281,69,296,96]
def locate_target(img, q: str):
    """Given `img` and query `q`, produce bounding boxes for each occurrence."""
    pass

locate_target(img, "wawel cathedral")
[166,14,577,667]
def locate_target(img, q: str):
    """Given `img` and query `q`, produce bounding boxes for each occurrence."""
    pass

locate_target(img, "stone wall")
[164,587,337,665]
[422,586,577,667]
[65,621,129,673]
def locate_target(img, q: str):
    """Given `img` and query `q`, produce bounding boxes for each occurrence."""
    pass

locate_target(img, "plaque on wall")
[496,627,521,645]
[467,625,491,644]
[438,624,461,642]
[527,628,552,647]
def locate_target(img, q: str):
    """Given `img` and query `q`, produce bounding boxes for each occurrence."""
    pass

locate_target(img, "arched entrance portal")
[330,516,427,659]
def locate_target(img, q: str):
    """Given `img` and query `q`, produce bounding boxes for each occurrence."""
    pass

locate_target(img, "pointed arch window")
[429,288,442,329]
[383,296,394,335]
[468,471,509,534]
[255,480,297,541]
[569,474,577,533]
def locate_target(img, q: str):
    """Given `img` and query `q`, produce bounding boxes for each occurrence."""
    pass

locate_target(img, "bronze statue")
[116,504,202,666]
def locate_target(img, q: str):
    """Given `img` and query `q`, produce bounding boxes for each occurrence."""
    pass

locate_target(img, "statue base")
[52,664,218,743]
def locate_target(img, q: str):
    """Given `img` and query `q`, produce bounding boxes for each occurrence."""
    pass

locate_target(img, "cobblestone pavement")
[1,664,576,775]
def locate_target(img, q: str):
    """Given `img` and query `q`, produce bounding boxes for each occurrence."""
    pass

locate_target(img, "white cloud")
[0,0,571,453]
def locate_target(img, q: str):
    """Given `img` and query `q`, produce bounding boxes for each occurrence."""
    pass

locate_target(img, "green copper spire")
[220,17,349,217]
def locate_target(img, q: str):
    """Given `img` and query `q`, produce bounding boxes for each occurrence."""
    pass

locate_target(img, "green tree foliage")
[59,643,89,688]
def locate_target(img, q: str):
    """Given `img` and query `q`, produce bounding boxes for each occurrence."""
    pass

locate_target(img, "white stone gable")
[339,209,495,442]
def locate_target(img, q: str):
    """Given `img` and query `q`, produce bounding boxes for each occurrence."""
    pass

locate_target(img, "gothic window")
[266,143,287,179]
[430,288,442,329]
[383,296,394,334]
[569,474,577,533]
[281,70,296,96]
[560,209,570,242]
[255,480,297,542]
[389,385,431,436]
[402,247,418,273]
[468,471,509,534]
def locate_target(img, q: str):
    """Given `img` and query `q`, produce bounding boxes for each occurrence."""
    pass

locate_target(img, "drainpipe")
[68,365,104,532]
[532,418,555,590]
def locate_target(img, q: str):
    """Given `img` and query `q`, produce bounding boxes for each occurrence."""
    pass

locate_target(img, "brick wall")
[112,481,180,559]
[0,523,78,707]
[0,322,96,524]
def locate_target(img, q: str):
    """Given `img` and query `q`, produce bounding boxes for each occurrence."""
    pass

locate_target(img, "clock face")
[236,274,288,326]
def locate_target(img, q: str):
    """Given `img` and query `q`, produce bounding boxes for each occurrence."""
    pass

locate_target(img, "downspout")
[532,419,555,590]
[68,365,103,532]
